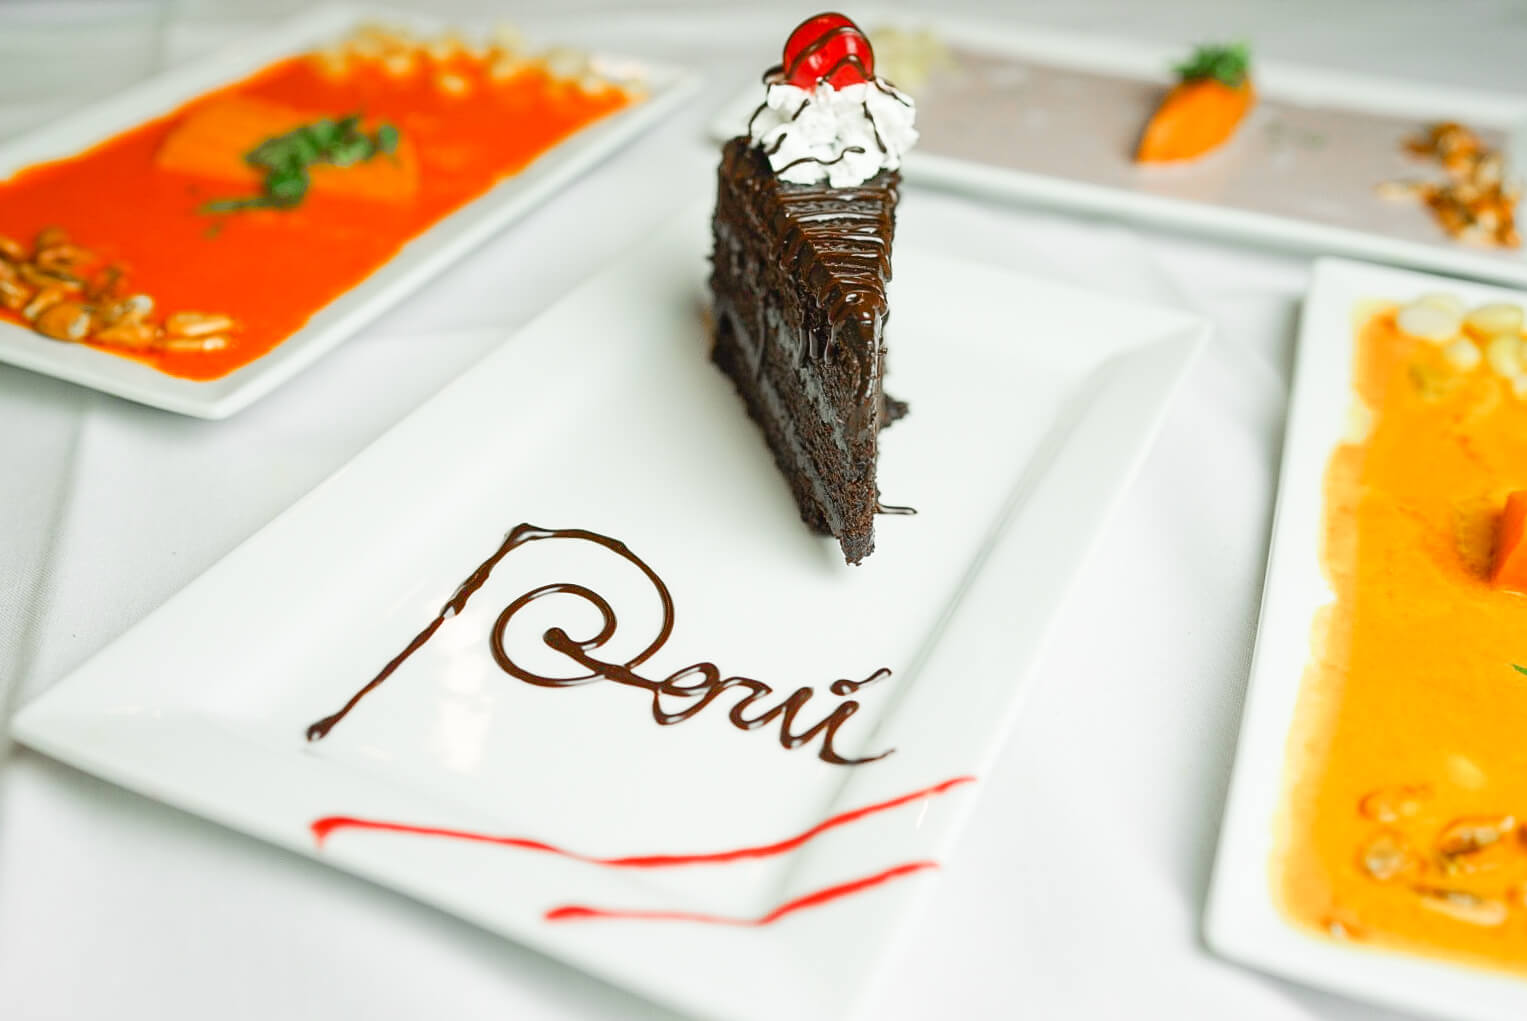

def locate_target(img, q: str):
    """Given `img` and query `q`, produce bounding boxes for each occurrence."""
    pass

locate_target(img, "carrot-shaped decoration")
[1491,490,1527,593]
[1136,42,1255,164]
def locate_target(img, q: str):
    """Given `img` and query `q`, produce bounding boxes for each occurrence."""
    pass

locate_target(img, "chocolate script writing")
[305,524,894,765]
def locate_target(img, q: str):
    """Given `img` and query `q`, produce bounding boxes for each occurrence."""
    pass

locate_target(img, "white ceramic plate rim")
[1206,257,1527,1020]
[710,13,1527,288]
[0,2,697,418]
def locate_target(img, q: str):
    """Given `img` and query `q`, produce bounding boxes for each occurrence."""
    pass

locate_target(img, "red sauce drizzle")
[311,774,975,867]
[544,860,938,926]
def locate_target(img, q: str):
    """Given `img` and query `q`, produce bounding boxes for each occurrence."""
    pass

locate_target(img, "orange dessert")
[0,24,633,380]
[1279,291,1527,969]
[1136,42,1254,164]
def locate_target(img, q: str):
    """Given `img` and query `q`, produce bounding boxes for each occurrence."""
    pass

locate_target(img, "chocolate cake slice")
[710,138,903,564]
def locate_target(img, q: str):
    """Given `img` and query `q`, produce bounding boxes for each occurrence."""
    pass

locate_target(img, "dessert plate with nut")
[1209,258,1527,1018]
[0,4,695,417]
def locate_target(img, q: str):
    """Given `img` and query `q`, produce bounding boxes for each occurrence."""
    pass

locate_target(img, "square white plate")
[713,16,1527,288]
[0,3,696,419]
[1207,258,1527,1019]
[13,205,1204,1021]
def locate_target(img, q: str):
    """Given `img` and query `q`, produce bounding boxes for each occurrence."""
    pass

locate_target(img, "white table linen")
[2,3,1517,1019]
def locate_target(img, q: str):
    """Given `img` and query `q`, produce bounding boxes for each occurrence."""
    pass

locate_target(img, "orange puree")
[155,96,422,202]
[1278,305,1527,969]
[0,53,630,380]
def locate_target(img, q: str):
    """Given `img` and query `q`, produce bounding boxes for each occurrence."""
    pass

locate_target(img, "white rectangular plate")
[713,17,1527,287]
[0,3,696,418]
[1207,257,1527,1019]
[14,206,1204,1021]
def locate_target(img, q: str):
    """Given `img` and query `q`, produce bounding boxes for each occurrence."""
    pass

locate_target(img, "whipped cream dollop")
[748,78,917,187]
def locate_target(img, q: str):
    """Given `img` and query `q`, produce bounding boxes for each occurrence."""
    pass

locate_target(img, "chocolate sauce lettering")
[306,524,894,765]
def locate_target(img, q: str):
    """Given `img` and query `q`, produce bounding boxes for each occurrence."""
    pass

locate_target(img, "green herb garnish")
[1513,664,1527,677]
[201,114,401,214]
[375,123,400,156]
[1174,41,1251,88]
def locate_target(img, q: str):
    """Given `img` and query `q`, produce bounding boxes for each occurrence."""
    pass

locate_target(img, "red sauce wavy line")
[311,775,975,866]
[544,860,939,925]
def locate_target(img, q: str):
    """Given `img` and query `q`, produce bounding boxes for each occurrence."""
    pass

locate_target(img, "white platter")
[13,207,1204,1021]
[0,3,696,419]
[712,17,1527,288]
[1207,257,1527,1019]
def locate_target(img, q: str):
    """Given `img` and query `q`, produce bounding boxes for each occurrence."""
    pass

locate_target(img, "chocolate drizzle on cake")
[775,144,867,176]
[875,501,917,516]
[711,138,903,563]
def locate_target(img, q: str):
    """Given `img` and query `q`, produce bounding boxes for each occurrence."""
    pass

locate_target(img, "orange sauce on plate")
[1279,304,1527,969]
[0,53,630,380]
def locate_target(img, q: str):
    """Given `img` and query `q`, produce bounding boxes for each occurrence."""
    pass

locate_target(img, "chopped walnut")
[1382,122,1520,248]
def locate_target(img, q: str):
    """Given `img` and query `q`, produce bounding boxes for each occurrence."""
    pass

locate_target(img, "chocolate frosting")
[722,139,895,346]
[710,138,904,562]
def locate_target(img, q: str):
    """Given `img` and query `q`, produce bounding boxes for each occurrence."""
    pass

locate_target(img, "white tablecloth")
[1,2,1516,1019]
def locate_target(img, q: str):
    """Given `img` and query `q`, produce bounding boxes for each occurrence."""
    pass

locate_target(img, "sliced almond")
[1397,301,1463,342]
[102,294,154,327]
[1359,784,1431,823]
[34,243,93,276]
[425,32,467,62]
[1443,337,1483,370]
[0,277,32,312]
[491,22,526,56]
[1465,302,1525,337]
[33,301,92,342]
[1416,887,1509,926]
[165,311,235,337]
[489,55,532,82]
[540,46,590,80]
[1485,333,1524,378]
[434,71,471,96]
[18,263,82,292]
[381,50,416,76]
[22,287,67,320]
[1438,815,1516,857]
[94,319,159,350]
[1360,831,1419,881]
[1416,292,1467,317]
[159,333,229,353]
[312,47,350,78]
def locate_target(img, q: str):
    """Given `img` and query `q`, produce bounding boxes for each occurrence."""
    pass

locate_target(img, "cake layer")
[709,138,901,564]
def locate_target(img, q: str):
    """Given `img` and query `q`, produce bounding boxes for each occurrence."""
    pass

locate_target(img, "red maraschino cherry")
[782,12,875,90]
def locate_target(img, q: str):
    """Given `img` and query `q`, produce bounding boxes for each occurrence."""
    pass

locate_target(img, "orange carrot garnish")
[1136,42,1255,164]
[1492,490,1527,593]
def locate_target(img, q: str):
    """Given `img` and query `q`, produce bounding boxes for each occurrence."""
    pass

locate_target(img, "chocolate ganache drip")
[306,524,894,765]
